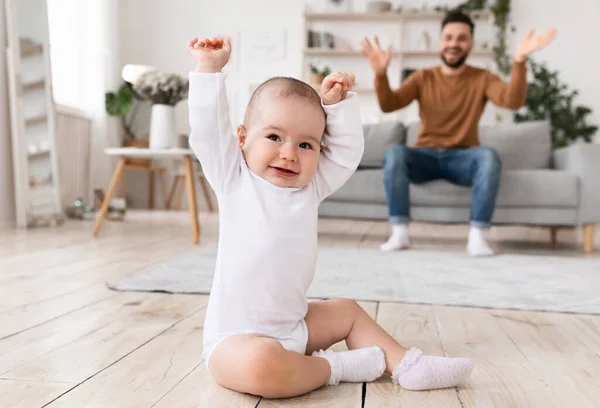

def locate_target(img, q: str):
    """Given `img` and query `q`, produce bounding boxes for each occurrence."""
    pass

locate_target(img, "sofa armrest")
[553,143,600,224]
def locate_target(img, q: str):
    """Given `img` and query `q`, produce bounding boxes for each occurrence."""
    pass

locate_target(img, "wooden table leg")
[184,156,200,245]
[93,157,127,237]
[158,169,168,209]
[149,171,155,210]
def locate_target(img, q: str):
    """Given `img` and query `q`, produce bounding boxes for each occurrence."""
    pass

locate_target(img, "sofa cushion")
[328,169,387,203]
[411,170,578,208]
[479,120,552,170]
[404,120,552,170]
[358,121,405,168]
[328,169,579,208]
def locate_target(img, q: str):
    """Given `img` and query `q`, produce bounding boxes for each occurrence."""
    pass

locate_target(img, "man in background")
[360,12,557,256]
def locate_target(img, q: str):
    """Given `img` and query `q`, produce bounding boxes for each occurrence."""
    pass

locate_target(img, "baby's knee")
[331,298,360,313]
[244,340,293,397]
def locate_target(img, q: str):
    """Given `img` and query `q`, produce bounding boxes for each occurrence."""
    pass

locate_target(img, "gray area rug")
[107,246,600,314]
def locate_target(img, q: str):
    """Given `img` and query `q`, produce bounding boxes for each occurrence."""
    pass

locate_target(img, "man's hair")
[244,77,325,127]
[441,11,475,35]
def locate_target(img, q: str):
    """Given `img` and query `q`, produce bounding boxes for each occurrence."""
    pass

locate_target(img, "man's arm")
[313,92,365,202]
[484,61,528,110]
[360,36,419,113]
[485,28,558,110]
[374,71,420,113]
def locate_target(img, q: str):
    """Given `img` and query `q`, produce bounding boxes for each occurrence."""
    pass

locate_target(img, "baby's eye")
[267,134,281,142]
[299,142,312,150]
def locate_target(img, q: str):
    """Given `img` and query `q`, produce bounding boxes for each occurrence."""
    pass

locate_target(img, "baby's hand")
[187,37,231,73]
[321,72,355,105]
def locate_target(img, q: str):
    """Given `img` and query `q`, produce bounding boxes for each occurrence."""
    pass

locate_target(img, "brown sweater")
[374,62,528,148]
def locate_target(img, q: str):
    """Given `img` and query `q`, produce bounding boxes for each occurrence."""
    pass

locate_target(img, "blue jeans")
[383,146,502,229]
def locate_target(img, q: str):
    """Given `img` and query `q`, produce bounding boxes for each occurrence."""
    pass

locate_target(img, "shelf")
[305,48,493,57]
[311,84,375,94]
[28,150,50,159]
[22,79,45,92]
[304,10,491,22]
[305,48,400,57]
[403,50,494,57]
[25,114,47,126]
[21,43,43,58]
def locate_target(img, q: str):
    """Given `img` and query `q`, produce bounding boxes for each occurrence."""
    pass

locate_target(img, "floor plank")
[2,294,207,383]
[0,379,74,408]
[0,292,161,375]
[493,310,600,407]
[45,308,207,407]
[433,305,558,407]
[0,284,116,339]
[152,363,260,408]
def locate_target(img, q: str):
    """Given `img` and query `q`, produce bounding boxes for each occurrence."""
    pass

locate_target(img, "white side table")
[92,147,200,244]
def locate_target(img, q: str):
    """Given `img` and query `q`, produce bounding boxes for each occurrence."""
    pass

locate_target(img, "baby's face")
[238,95,326,189]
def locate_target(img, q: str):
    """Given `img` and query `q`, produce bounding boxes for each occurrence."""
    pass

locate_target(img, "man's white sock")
[312,346,386,385]
[467,226,494,257]
[392,347,474,391]
[380,224,410,251]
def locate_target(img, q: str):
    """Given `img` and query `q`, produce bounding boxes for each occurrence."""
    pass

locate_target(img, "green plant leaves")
[514,59,598,148]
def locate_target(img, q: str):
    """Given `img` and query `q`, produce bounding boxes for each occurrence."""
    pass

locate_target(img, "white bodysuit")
[187,72,364,367]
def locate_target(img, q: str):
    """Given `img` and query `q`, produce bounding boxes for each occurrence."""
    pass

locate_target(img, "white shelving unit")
[5,0,63,227]
[302,9,495,100]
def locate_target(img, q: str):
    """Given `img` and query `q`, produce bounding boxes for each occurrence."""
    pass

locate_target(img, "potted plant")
[105,81,145,143]
[105,81,150,165]
[133,71,189,149]
[514,59,598,148]
[309,63,331,86]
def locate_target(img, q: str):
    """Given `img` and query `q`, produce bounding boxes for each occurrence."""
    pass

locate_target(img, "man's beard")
[440,49,468,69]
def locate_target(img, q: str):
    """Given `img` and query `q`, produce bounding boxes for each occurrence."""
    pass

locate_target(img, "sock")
[467,226,494,257]
[312,346,386,385]
[392,347,474,391]
[380,224,410,251]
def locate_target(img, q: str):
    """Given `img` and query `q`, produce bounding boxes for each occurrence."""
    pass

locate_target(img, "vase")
[149,104,176,149]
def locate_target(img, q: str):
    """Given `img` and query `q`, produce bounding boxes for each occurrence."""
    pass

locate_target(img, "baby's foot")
[392,348,474,391]
[313,346,386,385]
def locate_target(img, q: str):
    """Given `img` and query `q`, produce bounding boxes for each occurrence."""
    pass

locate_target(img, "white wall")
[118,0,600,209]
[511,0,600,142]
[0,0,16,227]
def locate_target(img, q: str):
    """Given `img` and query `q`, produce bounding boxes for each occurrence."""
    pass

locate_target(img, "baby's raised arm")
[313,72,365,202]
[187,37,241,193]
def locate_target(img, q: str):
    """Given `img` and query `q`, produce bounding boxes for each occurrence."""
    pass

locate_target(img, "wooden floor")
[1,211,599,408]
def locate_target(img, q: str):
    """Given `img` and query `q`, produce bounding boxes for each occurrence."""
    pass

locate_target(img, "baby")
[187,36,474,399]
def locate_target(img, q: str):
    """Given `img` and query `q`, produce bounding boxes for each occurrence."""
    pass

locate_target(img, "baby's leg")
[208,333,331,399]
[305,298,474,390]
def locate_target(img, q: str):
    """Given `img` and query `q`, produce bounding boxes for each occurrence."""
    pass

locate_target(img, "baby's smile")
[269,166,298,178]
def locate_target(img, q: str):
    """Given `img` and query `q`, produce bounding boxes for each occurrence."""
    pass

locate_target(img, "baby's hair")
[243,76,326,131]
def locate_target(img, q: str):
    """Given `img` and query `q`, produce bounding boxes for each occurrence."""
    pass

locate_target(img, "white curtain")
[47,0,121,199]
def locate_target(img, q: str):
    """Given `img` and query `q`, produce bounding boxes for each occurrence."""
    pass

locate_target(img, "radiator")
[55,104,92,208]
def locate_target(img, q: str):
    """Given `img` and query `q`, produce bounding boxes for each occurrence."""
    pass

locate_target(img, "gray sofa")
[319,120,600,253]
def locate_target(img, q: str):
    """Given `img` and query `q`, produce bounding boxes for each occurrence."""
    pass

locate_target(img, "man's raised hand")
[360,36,392,77]
[515,29,557,62]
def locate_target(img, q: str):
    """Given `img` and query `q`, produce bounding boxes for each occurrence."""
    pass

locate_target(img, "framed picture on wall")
[240,29,287,63]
